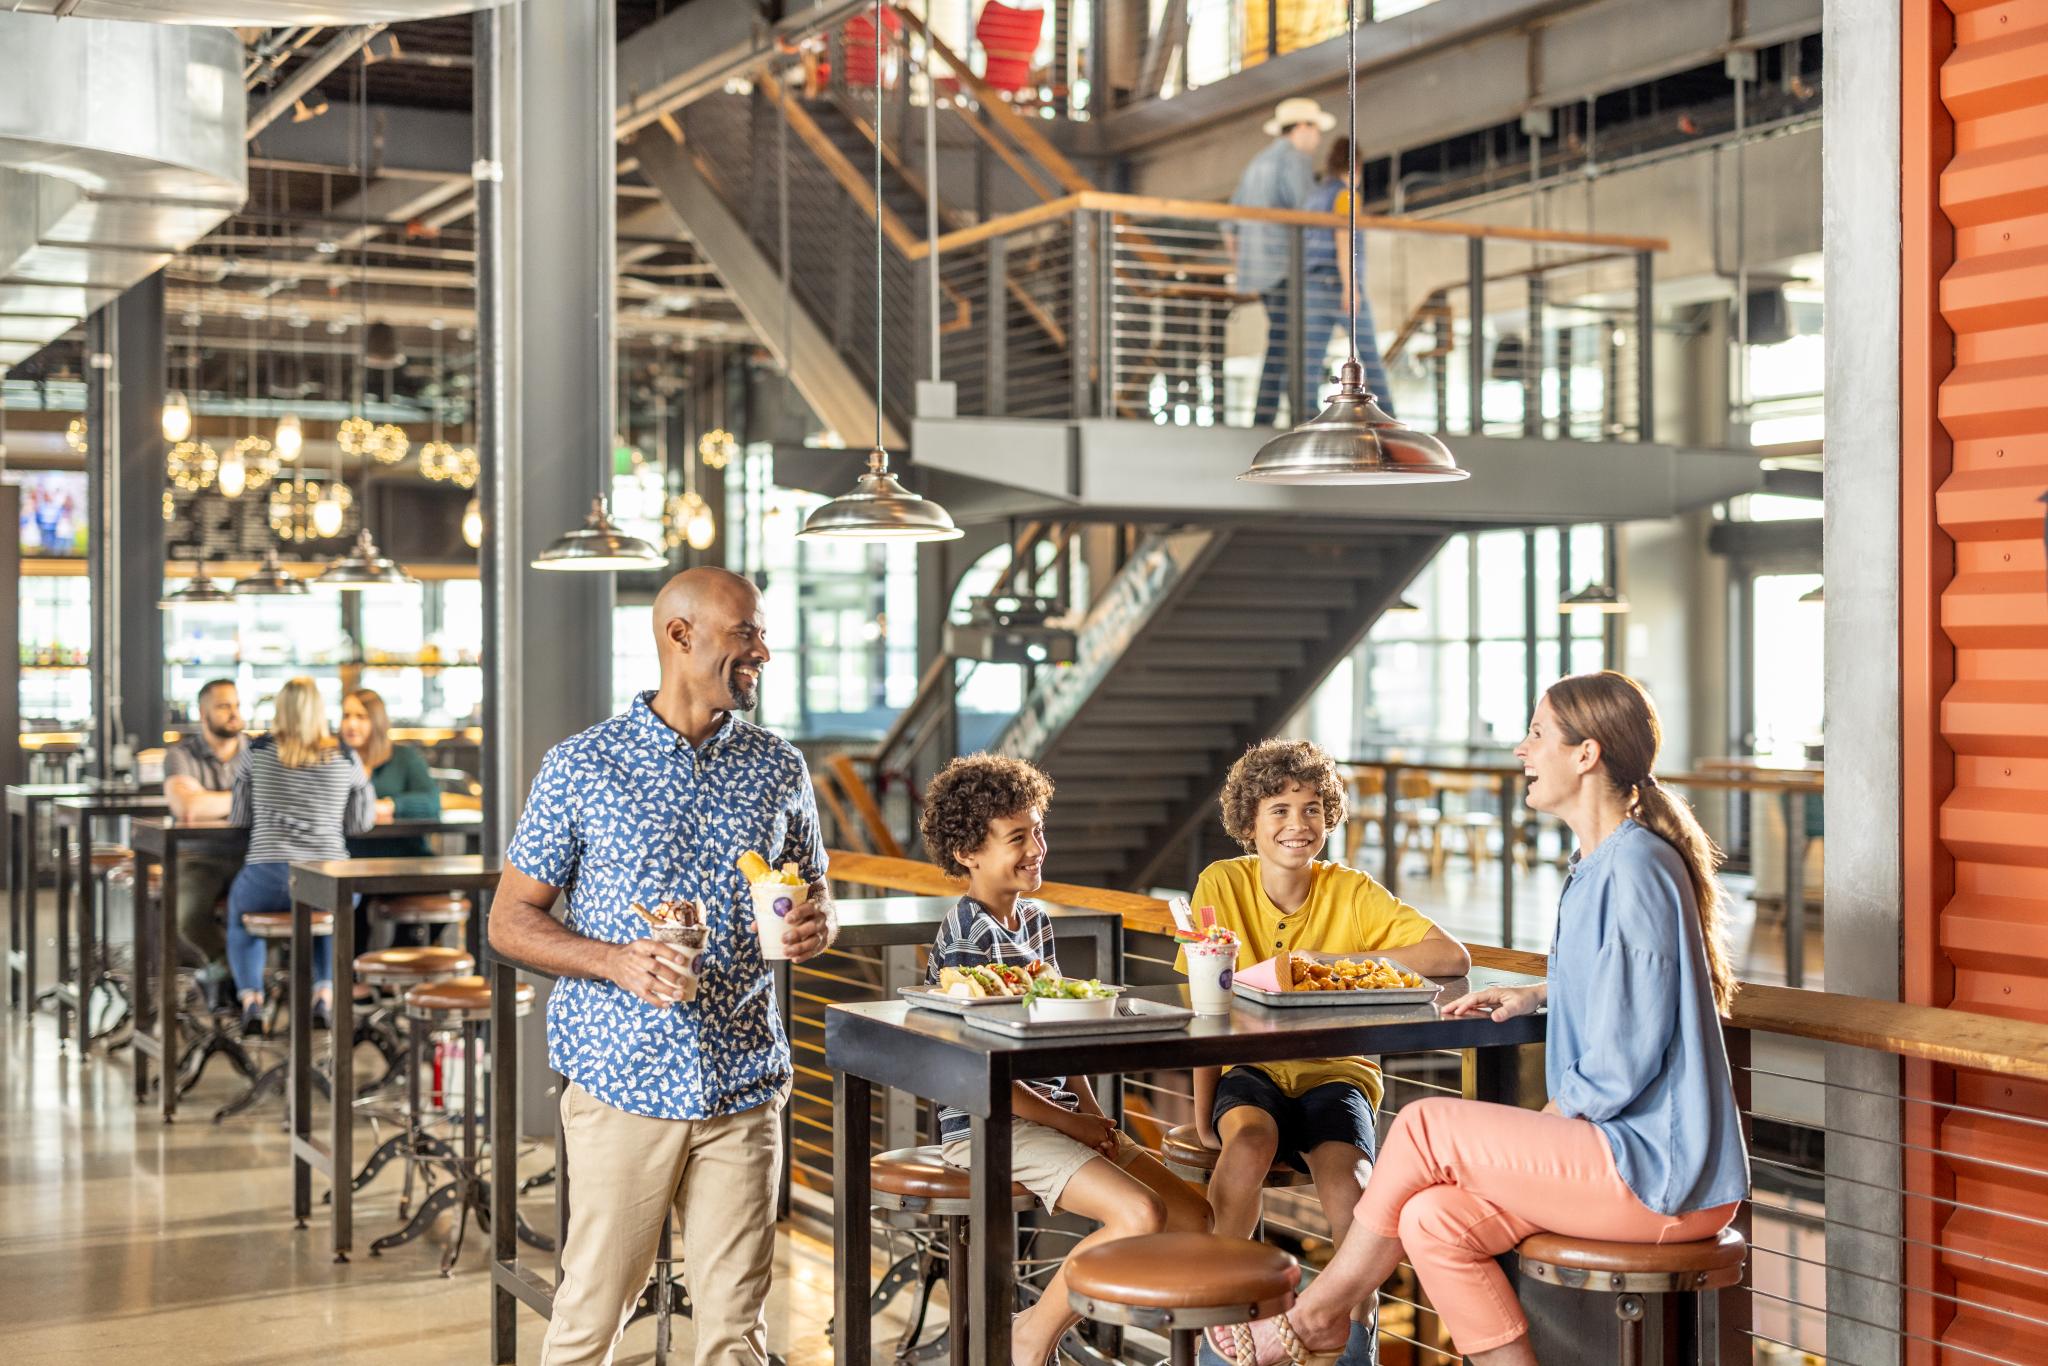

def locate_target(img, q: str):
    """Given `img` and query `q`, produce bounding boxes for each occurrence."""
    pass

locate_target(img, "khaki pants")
[540,1081,787,1366]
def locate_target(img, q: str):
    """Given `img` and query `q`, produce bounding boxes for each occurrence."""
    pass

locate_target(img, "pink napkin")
[1234,955,1287,993]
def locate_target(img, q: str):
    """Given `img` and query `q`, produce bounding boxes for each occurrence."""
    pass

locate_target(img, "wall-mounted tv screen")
[4,470,89,557]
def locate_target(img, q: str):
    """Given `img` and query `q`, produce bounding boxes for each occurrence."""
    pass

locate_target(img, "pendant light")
[158,568,235,608]
[1386,595,1422,615]
[1238,1,1470,486]
[233,546,310,597]
[800,0,962,543]
[532,0,665,574]
[462,496,483,549]
[161,391,193,443]
[275,310,305,462]
[317,49,416,592]
[1558,581,1628,614]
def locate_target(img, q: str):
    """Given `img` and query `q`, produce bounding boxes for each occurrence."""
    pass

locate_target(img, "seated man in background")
[162,678,246,981]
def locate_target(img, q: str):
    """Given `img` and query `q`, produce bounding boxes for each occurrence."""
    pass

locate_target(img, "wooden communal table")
[486,895,1125,1364]
[6,781,151,1013]
[128,812,486,1122]
[50,792,170,1053]
[826,972,1548,1366]
[289,854,502,1262]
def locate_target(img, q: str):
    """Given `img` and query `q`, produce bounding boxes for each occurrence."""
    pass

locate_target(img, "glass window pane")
[1476,641,1528,745]
[1435,535,1470,640]
[1476,532,1526,639]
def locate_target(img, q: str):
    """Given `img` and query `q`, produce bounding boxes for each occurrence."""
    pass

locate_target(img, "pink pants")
[1354,1097,1738,1356]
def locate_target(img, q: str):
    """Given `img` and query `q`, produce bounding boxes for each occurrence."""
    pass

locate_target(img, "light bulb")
[274,413,303,462]
[161,392,193,443]
[686,505,717,550]
[311,490,346,538]
[216,448,247,499]
[462,496,482,549]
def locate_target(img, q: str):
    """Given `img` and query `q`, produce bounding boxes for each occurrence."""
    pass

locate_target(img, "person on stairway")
[1231,97,1333,425]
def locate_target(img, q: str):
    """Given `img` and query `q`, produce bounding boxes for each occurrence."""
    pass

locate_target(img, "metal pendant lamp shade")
[1798,583,1824,604]
[158,572,236,608]
[1559,581,1628,613]
[1240,361,1471,485]
[233,546,309,596]
[317,527,419,589]
[799,447,964,541]
[532,497,668,571]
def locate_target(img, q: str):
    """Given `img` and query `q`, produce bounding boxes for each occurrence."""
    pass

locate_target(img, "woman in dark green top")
[339,689,441,857]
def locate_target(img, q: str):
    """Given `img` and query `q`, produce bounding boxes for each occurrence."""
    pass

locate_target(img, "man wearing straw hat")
[1230,96,1336,425]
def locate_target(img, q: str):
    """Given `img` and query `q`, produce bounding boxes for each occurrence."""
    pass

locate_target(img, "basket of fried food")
[1231,950,1441,1006]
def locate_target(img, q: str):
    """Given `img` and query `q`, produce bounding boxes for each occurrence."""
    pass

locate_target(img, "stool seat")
[404,974,534,1019]
[1160,1124,1312,1188]
[870,1146,1033,1210]
[1517,1226,1747,1292]
[89,844,133,872]
[1067,1232,1298,1311]
[354,946,475,984]
[242,910,333,939]
[377,893,470,925]
[104,863,163,896]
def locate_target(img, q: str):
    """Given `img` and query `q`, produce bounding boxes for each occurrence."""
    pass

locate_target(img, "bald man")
[492,567,836,1366]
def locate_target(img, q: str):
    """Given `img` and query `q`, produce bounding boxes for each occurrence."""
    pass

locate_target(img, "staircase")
[992,525,1447,891]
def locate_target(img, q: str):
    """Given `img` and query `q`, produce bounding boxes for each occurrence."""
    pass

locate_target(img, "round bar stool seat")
[870,1145,1034,1213]
[242,910,333,939]
[377,893,470,926]
[1068,1233,1298,1365]
[354,946,475,987]
[1160,1124,1313,1188]
[103,863,163,897]
[403,974,533,1023]
[89,844,134,873]
[1516,1227,1747,1366]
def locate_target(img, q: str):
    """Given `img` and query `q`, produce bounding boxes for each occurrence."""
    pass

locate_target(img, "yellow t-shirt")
[1175,856,1440,1110]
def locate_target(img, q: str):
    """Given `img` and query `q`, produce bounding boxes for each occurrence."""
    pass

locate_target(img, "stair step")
[1049,801,1172,827]
[1083,698,1261,726]
[1051,777,1194,804]
[1128,641,1309,673]
[1043,827,1149,853]
[1048,751,1218,778]
[1061,725,1239,755]
[1104,670,1284,699]
[1215,547,1390,579]
[1195,578,1357,611]
[1155,609,1332,640]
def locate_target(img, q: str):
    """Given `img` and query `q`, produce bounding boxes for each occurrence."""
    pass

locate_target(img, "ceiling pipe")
[247,24,385,140]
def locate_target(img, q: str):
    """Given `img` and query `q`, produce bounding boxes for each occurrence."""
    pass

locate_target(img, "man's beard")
[205,719,242,742]
[727,665,759,711]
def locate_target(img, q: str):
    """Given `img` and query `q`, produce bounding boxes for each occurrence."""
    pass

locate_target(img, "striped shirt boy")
[925,895,1076,1142]
[229,736,376,864]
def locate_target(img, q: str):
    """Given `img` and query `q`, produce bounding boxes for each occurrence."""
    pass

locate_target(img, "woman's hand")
[374,797,395,823]
[1441,984,1545,1021]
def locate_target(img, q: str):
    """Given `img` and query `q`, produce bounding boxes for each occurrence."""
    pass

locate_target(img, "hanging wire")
[1344,0,1359,370]
[872,0,884,452]
[356,50,369,415]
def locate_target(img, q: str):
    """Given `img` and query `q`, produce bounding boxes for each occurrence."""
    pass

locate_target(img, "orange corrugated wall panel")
[1910,3,2048,1363]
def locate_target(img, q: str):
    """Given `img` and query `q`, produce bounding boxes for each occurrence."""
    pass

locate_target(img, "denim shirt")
[506,693,827,1120]
[1230,138,1316,293]
[1547,820,1750,1214]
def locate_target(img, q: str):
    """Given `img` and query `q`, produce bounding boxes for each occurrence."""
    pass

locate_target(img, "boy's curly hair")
[920,755,1056,877]
[1219,739,1346,852]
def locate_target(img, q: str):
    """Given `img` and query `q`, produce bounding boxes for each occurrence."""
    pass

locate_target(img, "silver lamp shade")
[158,573,236,608]
[1798,583,1824,604]
[798,448,964,542]
[233,547,310,596]
[1239,361,1471,485]
[531,497,668,571]
[316,528,419,589]
[1558,581,1629,613]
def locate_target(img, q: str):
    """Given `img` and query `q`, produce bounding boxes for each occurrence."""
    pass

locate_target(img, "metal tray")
[899,986,1027,1014]
[960,996,1195,1038]
[1233,955,1444,1008]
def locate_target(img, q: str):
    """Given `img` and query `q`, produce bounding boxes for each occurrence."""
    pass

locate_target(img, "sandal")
[1204,1316,1341,1366]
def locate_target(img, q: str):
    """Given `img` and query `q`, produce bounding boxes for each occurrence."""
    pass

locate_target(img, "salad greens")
[1024,974,1116,1002]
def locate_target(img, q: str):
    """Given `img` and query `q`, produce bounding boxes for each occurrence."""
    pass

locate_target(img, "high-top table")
[485,894,1125,1364]
[49,792,170,1053]
[289,854,503,1261]
[826,971,1550,1366]
[6,781,152,1013]
[128,811,487,1121]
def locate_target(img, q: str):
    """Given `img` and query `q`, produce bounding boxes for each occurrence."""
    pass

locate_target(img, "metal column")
[476,0,618,1142]
[1466,237,1486,435]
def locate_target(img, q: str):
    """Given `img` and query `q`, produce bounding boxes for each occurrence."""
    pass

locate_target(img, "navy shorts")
[1211,1067,1377,1173]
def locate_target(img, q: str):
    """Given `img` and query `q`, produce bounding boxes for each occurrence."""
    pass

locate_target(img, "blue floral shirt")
[505,692,828,1120]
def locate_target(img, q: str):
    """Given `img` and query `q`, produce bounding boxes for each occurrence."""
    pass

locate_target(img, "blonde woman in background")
[225,678,376,1037]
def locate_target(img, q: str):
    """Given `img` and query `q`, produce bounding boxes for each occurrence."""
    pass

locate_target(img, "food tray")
[959,996,1194,1038]
[899,986,1027,1014]
[1233,954,1443,1008]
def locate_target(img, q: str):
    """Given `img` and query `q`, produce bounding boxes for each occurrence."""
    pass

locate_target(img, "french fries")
[1282,952,1426,992]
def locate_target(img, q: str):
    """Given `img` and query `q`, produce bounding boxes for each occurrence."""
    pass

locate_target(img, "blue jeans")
[1253,276,1395,425]
[226,861,336,997]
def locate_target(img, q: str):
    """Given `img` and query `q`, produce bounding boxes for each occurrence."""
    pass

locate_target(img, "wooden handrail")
[1343,757,1823,796]
[769,82,923,255]
[821,853,2048,1081]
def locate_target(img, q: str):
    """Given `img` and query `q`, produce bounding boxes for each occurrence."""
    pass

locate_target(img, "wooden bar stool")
[869,1145,1036,1366]
[1159,1125,1313,1189]
[341,946,476,1204]
[214,909,333,1122]
[1515,1227,1747,1366]
[372,975,549,1273]
[373,892,471,950]
[1066,1232,1298,1366]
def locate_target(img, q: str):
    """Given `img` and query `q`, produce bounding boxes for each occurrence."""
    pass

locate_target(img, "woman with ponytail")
[1210,672,1748,1366]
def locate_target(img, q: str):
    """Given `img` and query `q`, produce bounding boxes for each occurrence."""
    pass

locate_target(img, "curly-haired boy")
[920,754,1210,1366]
[1182,739,1470,1366]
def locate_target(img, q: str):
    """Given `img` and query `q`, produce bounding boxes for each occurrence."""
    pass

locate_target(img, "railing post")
[1717,1026,1755,1364]
[1554,322,1575,439]
[1070,208,1092,419]
[1097,209,1116,418]
[1525,271,1546,438]
[987,235,1009,417]
[1433,302,1450,434]
[910,262,933,397]
[1381,762,1403,898]
[1635,248,1655,440]
[1782,788,1806,989]
[1287,227,1307,425]
[1466,236,1486,435]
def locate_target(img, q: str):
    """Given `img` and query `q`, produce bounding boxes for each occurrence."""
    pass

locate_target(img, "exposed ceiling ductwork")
[0,14,247,370]
[6,2,506,22]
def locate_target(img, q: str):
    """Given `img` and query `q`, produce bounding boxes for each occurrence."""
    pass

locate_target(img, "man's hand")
[374,797,396,823]
[1060,1111,1121,1160]
[607,938,690,1007]
[781,880,835,963]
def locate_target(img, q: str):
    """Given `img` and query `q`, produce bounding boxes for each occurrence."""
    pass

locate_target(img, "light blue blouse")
[1547,820,1750,1214]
